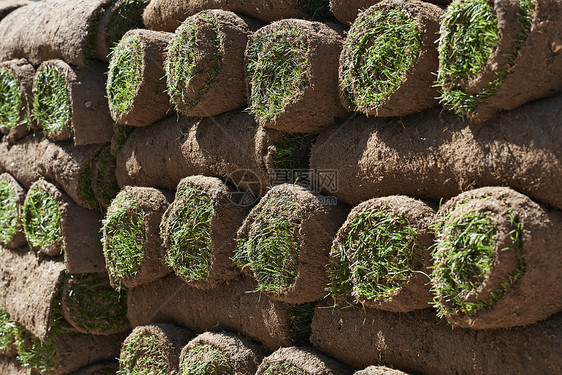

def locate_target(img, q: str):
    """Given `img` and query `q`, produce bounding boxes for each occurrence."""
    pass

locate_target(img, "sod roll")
[355,366,410,375]
[33,59,113,146]
[119,324,194,375]
[246,19,347,133]
[0,173,26,249]
[102,186,173,289]
[256,347,353,375]
[309,93,562,209]
[311,304,562,374]
[234,184,349,304]
[436,0,562,123]
[160,176,250,289]
[165,10,257,117]
[107,29,173,127]
[0,59,35,142]
[179,331,266,375]
[339,0,442,117]
[328,196,435,312]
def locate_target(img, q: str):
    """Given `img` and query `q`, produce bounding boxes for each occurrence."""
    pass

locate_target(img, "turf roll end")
[0,59,35,142]
[0,173,26,249]
[256,347,353,375]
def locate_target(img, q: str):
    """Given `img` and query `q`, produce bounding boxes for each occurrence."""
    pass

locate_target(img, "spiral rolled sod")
[0,173,26,249]
[61,273,129,335]
[234,184,348,304]
[246,20,346,133]
[310,93,562,209]
[311,305,562,374]
[327,196,435,312]
[33,60,113,145]
[338,0,442,117]
[436,0,562,123]
[179,331,266,375]
[102,186,173,289]
[0,59,35,142]
[107,29,172,127]
[355,366,410,375]
[256,347,352,375]
[160,176,250,289]
[119,324,194,375]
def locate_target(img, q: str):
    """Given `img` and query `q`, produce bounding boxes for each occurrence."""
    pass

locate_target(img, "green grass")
[262,362,306,375]
[107,35,142,115]
[0,307,16,352]
[102,194,146,288]
[430,205,524,317]
[119,331,169,375]
[327,209,422,303]
[165,13,222,111]
[32,65,72,134]
[273,133,317,171]
[160,185,215,282]
[233,193,302,293]
[299,0,332,21]
[0,67,26,130]
[64,274,128,334]
[22,184,61,248]
[436,0,534,116]
[79,156,99,209]
[105,0,149,51]
[340,6,421,112]
[0,180,19,245]
[180,344,234,375]
[95,148,120,207]
[290,302,314,344]
[246,26,309,123]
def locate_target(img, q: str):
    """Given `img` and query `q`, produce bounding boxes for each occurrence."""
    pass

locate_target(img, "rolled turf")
[309,93,562,209]
[160,176,250,289]
[338,0,443,116]
[107,28,173,127]
[33,59,113,145]
[102,186,173,289]
[0,173,26,249]
[234,184,349,304]
[179,331,266,375]
[245,19,347,133]
[436,0,562,123]
[256,347,352,375]
[165,9,257,117]
[355,366,410,375]
[0,59,35,142]
[327,196,435,312]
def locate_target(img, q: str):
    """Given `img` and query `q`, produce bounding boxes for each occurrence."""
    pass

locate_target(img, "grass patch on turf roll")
[32,65,71,136]
[21,183,61,249]
[107,35,142,116]
[0,179,20,245]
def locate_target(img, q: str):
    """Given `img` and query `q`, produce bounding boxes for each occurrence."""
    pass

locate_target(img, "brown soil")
[339,0,442,116]
[236,184,349,304]
[0,0,113,68]
[119,324,194,375]
[127,275,296,351]
[35,60,113,146]
[0,356,32,375]
[0,59,35,142]
[246,20,347,133]
[143,0,312,31]
[168,10,255,117]
[256,347,353,375]
[0,249,65,342]
[161,176,251,289]
[0,173,26,249]
[116,111,285,196]
[180,331,266,375]
[356,366,410,375]
[311,304,562,374]
[333,196,435,312]
[69,361,119,375]
[0,135,106,210]
[309,93,562,209]
[109,29,173,127]
[104,186,173,289]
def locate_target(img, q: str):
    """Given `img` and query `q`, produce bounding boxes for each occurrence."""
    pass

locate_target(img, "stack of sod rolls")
[0,59,35,142]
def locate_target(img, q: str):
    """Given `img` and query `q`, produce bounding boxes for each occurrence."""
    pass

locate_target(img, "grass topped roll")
[0,173,26,249]
[234,184,348,304]
[256,347,352,375]
[180,332,266,375]
[355,366,410,375]
[160,176,251,289]
[165,10,257,117]
[0,59,35,142]
[246,20,346,133]
[328,196,435,312]
[436,0,562,123]
[102,186,173,289]
[339,0,443,117]
[431,186,562,329]
[119,324,194,375]
[33,60,113,145]
[107,29,173,127]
